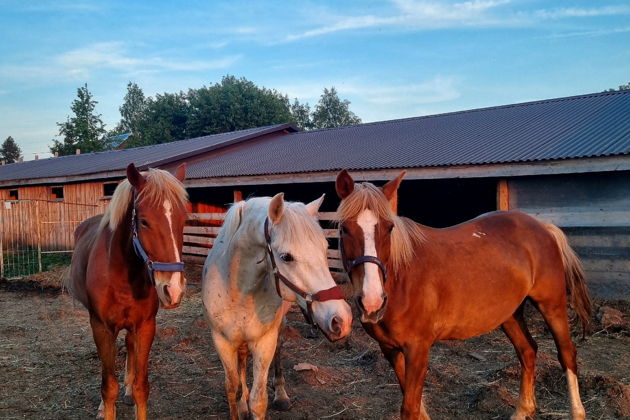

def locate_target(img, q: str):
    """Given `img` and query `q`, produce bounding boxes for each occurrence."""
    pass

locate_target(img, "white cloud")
[55,42,241,79]
[284,0,514,41]
[535,5,630,19]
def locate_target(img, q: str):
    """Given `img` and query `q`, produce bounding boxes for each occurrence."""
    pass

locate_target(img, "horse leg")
[401,343,431,420]
[131,320,156,420]
[90,317,118,420]
[380,345,406,392]
[249,330,279,420]
[123,330,136,406]
[237,344,250,418]
[535,299,585,420]
[212,331,240,420]
[271,331,291,411]
[501,306,538,420]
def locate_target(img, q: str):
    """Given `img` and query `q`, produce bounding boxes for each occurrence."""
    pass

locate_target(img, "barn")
[1,90,629,298]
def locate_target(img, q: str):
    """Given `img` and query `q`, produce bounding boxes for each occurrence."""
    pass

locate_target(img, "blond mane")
[99,168,189,232]
[337,182,425,274]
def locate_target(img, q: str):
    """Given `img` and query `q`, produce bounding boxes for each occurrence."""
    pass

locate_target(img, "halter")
[263,218,345,326]
[131,188,185,286]
[338,231,388,283]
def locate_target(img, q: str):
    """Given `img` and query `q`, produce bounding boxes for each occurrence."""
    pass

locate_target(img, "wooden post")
[36,201,42,273]
[497,179,509,211]
[233,190,243,203]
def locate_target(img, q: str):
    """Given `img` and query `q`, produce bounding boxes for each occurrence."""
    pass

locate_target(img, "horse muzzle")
[357,293,388,324]
[311,300,353,342]
[155,272,186,309]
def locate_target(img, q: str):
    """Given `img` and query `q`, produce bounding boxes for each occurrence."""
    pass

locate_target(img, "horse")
[334,169,593,420]
[65,163,188,420]
[202,193,352,419]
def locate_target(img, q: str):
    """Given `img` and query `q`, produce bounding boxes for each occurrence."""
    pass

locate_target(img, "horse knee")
[101,377,118,401]
[132,377,149,403]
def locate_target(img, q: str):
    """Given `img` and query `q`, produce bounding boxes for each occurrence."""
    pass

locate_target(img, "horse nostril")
[162,285,172,304]
[356,297,366,312]
[381,294,388,309]
[329,315,342,335]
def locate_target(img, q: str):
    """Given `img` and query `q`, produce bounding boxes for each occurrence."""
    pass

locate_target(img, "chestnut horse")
[334,170,592,420]
[202,193,352,419]
[65,163,188,420]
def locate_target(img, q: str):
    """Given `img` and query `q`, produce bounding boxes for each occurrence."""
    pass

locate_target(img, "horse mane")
[337,182,425,274]
[99,168,189,232]
[212,197,326,255]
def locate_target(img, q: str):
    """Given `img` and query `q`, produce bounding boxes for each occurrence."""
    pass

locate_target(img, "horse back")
[386,211,564,341]
[66,215,104,309]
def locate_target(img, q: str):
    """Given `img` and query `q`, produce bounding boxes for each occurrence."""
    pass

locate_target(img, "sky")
[1,0,629,160]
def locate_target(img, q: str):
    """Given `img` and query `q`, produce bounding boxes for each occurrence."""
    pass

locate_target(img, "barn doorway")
[397,178,497,228]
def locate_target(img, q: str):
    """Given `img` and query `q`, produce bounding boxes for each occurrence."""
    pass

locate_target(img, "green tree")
[311,87,361,129]
[115,82,147,138]
[0,136,22,163]
[127,91,190,147]
[290,98,313,130]
[606,82,630,92]
[186,75,292,137]
[50,84,108,155]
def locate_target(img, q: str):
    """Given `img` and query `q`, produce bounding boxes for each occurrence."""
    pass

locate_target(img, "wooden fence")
[183,211,343,270]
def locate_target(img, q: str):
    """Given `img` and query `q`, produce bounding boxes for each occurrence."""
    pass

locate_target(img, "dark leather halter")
[338,231,388,283]
[131,188,185,286]
[263,218,345,326]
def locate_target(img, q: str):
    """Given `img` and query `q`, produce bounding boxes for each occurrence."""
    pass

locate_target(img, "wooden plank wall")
[508,172,630,299]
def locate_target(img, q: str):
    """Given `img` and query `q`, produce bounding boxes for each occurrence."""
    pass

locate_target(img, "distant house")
[1,90,628,297]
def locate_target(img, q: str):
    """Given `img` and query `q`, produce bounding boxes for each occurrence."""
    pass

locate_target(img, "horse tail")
[543,222,593,336]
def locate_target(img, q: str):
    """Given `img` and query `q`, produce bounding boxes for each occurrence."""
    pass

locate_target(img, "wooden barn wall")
[508,171,630,299]
[1,182,110,252]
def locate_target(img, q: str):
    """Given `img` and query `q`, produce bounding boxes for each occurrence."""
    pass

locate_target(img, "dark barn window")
[9,189,18,200]
[103,182,118,197]
[50,186,64,200]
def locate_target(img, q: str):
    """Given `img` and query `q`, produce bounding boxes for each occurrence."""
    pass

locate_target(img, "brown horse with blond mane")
[65,163,188,420]
[335,169,592,420]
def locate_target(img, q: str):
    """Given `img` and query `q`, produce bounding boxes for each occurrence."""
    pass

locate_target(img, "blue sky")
[1,0,629,160]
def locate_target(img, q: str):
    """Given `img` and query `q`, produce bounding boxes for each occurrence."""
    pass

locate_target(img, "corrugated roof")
[0,124,295,184]
[185,90,630,179]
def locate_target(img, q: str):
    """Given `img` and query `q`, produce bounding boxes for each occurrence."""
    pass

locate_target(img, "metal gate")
[0,200,104,278]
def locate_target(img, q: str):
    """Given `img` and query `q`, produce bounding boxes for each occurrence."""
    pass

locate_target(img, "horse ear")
[268,193,285,225]
[336,169,354,199]
[172,163,186,182]
[305,194,325,218]
[126,163,146,190]
[382,171,406,203]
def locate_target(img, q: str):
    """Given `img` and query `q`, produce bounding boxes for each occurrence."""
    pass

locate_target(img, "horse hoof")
[123,393,135,406]
[272,398,291,411]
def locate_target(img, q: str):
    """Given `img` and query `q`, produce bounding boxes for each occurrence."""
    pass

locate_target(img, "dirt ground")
[1,266,629,420]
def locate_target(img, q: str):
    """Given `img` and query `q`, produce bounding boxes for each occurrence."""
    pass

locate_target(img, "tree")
[290,98,313,130]
[0,136,22,163]
[311,87,361,129]
[50,84,108,155]
[116,82,147,138]
[186,75,292,137]
[606,82,630,92]
[127,91,190,147]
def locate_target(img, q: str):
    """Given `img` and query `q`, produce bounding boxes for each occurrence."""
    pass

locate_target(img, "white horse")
[202,193,352,419]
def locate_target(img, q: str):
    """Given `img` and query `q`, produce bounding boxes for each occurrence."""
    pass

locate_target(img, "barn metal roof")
[0,124,296,185]
[184,89,630,180]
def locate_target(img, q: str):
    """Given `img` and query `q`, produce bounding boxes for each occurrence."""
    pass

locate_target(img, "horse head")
[266,193,353,341]
[127,163,188,309]
[336,169,405,323]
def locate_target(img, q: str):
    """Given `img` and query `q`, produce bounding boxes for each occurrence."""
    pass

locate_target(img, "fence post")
[36,201,42,273]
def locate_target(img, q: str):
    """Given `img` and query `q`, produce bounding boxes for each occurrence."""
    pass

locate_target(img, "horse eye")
[340,225,348,235]
[280,253,294,263]
[140,219,150,228]
[385,223,394,234]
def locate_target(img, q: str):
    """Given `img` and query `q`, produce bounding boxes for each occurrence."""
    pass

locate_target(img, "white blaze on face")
[357,209,384,314]
[161,199,184,306]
